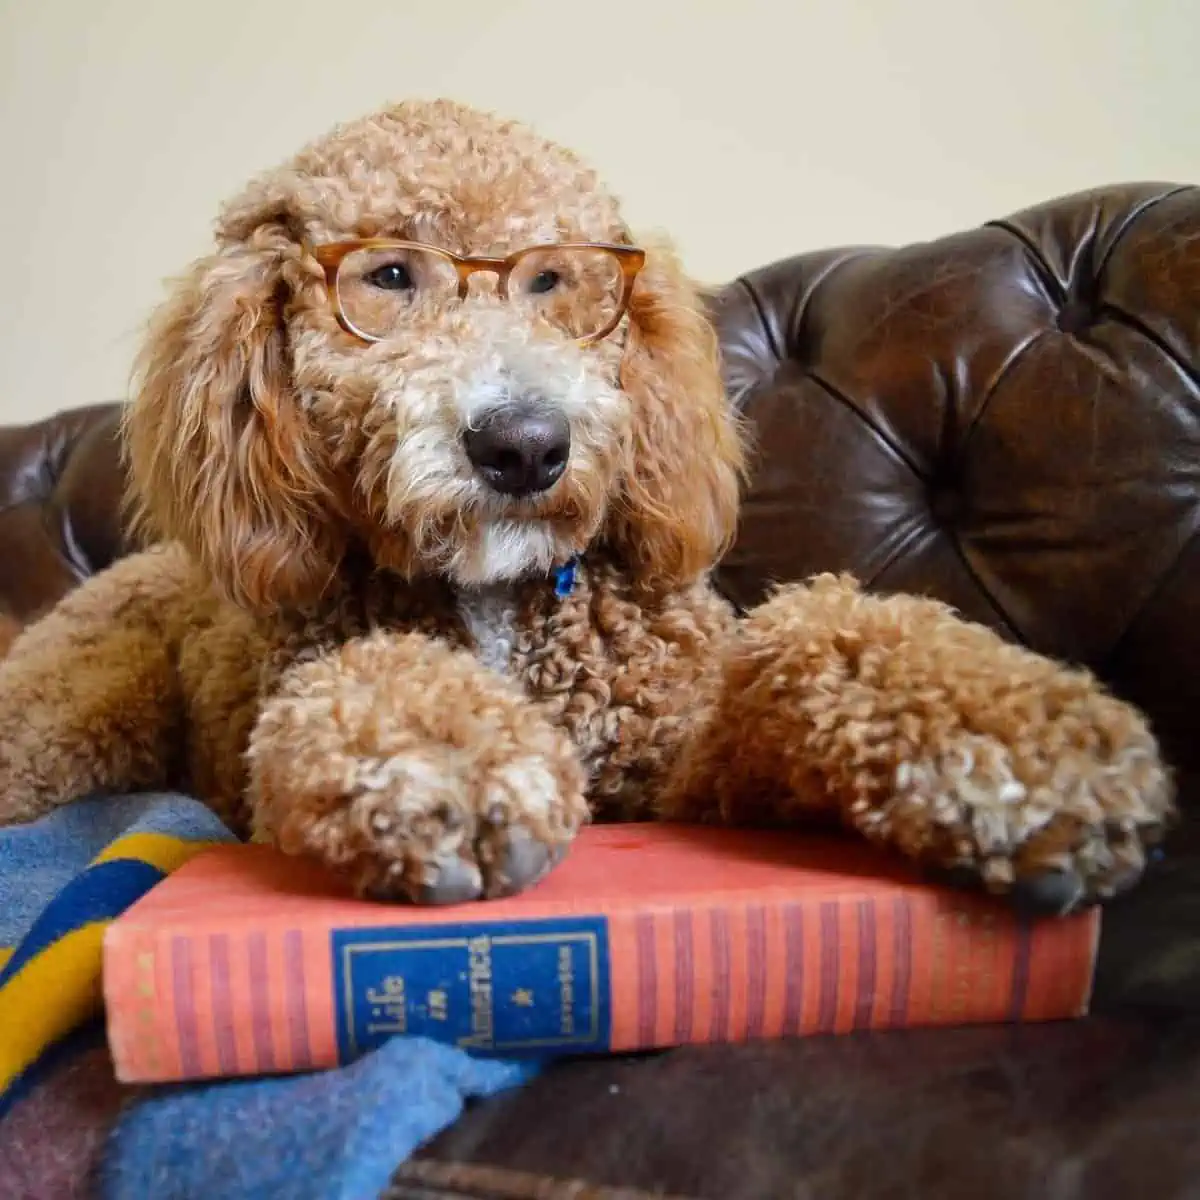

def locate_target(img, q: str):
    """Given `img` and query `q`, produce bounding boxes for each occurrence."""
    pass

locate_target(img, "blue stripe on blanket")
[0,859,166,987]
[0,792,235,1114]
[0,793,234,947]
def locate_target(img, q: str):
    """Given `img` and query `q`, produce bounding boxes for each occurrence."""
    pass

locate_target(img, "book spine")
[104,923,167,1083]
[104,891,1098,1084]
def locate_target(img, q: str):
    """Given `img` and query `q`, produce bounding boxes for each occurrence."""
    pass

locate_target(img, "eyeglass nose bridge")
[448,254,515,301]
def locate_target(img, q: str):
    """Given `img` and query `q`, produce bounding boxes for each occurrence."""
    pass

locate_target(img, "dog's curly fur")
[0,99,1175,912]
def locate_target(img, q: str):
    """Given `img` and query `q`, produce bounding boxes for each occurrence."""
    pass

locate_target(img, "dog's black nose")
[463,406,570,497]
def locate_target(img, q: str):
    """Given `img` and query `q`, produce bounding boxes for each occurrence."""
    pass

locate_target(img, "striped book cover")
[102,824,1100,1084]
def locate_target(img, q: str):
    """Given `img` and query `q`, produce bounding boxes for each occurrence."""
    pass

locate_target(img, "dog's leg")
[247,629,589,902]
[662,574,1174,914]
[0,552,188,826]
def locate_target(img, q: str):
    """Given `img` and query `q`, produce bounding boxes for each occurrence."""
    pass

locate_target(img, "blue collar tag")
[553,558,578,598]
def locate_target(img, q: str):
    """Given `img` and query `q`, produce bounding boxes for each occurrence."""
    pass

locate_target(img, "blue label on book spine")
[332,916,611,1061]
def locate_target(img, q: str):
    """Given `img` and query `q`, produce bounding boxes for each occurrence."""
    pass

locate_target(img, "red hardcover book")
[102,824,1100,1084]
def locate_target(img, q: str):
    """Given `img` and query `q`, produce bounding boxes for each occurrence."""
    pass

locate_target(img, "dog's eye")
[527,270,561,295]
[365,262,415,291]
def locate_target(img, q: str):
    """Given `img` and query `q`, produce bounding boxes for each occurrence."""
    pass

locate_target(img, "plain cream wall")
[1,0,1196,423]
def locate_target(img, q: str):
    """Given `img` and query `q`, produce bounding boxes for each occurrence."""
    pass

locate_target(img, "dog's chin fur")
[367,470,606,589]
[448,518,576,586]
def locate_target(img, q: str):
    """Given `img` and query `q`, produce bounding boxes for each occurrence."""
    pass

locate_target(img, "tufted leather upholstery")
[713,182,1200,783]
[2,182,1199,1198]
[0,401,129,624]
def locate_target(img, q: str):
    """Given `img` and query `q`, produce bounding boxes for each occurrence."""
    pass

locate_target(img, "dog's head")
[125,99,745,611]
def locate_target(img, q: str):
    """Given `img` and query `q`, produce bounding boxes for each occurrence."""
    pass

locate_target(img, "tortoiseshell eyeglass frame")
[309,238,647,347]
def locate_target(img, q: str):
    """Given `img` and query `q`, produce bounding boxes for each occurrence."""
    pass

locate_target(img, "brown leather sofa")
[3,183,1199,1199]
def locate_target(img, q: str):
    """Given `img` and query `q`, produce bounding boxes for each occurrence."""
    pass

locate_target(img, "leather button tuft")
[1057,298,1096,334]
[929,485,964,526]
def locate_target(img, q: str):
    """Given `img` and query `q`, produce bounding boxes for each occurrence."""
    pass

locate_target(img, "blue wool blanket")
[0,793,537,1199]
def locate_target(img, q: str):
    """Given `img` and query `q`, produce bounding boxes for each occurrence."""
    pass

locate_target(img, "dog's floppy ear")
[608,237,746,589]
[123,223,341,612]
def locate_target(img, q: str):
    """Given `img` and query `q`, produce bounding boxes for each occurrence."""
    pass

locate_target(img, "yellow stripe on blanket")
[95,831,222,874]
[0,834,222,1095]
[0,921,108,1090]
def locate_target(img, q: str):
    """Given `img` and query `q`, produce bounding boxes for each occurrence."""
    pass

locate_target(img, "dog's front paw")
[346,749,584,903]
[736,575,1176,915]
[248,632,589,903]
[881,722,1174,916]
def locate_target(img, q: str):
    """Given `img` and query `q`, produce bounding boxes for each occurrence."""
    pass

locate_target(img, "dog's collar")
[552,557,580,599]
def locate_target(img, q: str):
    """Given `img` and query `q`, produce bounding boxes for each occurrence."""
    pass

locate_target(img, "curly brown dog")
[0,99,1174,913]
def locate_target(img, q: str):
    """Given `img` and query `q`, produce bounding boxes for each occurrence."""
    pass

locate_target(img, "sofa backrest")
[710,182,1200,777]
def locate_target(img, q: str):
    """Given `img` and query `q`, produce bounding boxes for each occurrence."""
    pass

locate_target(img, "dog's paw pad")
[414,854,485,906]
[1009,866,1086,916]
[480,823,566,899]
[360,854,483,905]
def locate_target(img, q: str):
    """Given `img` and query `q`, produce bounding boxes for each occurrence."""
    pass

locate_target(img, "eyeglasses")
[310,238,646,346]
